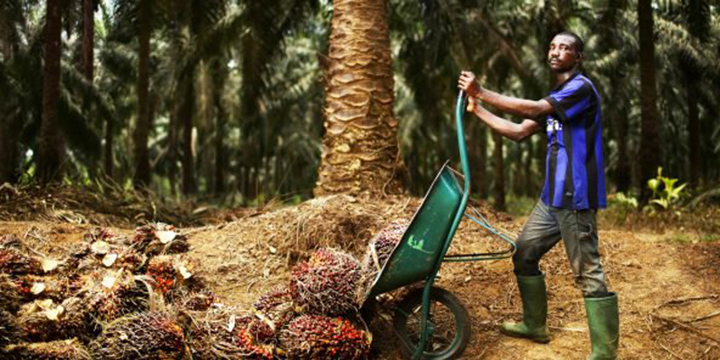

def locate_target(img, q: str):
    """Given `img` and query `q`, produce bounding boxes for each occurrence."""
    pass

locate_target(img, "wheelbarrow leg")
[413,282,434,360]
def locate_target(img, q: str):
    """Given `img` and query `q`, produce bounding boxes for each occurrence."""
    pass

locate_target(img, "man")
[457,31,619,360]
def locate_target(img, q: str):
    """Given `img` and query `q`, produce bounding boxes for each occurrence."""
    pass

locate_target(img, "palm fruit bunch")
[187,310,272,360]
[0,307,18,347]
[132,223,189,257]
[289,248,362,316]
[3,338,92,360]
[278,315,371,359]
[146,255,177,295]
[0,274,21,312]
[234,314,275,359]
[253,287,296,332]
[14,274,83,302]
[17,297,92,342]
[90,270,149,323]
[185,309,238,359]
[356,221,408,301]
[90,312,185,360]
[0,248,42,275]
[363,220,408,272]
[172,289,215,311]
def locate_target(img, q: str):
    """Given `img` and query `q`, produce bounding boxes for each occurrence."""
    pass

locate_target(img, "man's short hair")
[555,31,584,53]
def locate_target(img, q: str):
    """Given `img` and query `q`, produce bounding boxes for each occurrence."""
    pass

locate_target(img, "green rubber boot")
[499,274,550,343]
[585,293,619,360]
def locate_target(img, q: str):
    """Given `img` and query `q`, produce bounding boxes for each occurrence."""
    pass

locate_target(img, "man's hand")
[466,96,476,113]
[458,71,483,98]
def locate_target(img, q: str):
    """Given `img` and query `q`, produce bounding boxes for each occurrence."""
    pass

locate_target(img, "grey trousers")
[513,201,608,297]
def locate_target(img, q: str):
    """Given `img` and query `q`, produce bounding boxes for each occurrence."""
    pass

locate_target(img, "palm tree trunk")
[314,0,402,197]
[610,75,631,193]
[37,0,64,183]
[686,73,701,187]
[638,0,662,200]
[82,0,94,81]
[214,89,226,195]
[104,119,113,178]
[180,79,197,195]
[0,115,19,183]
[492,132,506,211]
[133,12,152,188]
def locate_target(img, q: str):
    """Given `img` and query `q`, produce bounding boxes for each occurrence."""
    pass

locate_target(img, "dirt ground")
[1,194,718,359]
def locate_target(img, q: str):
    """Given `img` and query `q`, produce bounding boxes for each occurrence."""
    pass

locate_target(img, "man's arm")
[458,71,554,119]
[470,100,541,142]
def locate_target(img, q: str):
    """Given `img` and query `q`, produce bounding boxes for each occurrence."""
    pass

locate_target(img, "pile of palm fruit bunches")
[0,220,408,359]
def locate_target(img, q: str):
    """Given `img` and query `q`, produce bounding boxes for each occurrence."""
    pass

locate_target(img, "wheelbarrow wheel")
[393,286,470,360]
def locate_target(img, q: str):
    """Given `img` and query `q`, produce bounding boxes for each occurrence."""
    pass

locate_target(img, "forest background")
[0,0,719,217]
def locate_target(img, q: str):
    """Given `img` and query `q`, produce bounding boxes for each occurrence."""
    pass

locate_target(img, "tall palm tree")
[314,0,402,197]
[637,0,662,199]
[37,0,65,182]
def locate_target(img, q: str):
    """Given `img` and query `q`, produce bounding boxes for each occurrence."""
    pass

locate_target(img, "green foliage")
[647,167,687,210]
[0,0,719,205]
[604,192,638,225]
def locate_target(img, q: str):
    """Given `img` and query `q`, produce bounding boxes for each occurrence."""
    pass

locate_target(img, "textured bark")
[314,0,402,197]
[214,90,226,194]
[686,73,700,187]
[492,132,506,211]
[82,0,94,81]
[37,0,64,183]
[180,80,197,195]
[0,115,20,183]
[103,118,113,178]
[133,13,151,188]
[611,76,631,193]
[637,0,662,200]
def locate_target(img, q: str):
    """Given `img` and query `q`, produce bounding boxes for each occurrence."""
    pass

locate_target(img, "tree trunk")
[37,0,64,183]
[180,79,197,195]
[82,0,94,81]
[103,119,113,178]
[214,90,226,194]
[133,10,151,189]
[0,115,20,184]
[314,0,402,197]
[492,132,506,211]
[686,73,700,187]
[611,75,631,193]
[637,0,662,200]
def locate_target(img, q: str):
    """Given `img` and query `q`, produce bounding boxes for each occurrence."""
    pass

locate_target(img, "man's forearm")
[477,88,546,119]
[473,105,534,142]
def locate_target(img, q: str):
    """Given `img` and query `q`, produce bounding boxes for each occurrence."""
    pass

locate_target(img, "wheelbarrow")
[362,91,517,360]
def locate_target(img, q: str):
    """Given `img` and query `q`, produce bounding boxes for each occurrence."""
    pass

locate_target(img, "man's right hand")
[458,71,482,98]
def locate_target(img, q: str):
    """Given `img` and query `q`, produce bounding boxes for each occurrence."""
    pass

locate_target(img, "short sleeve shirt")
[537,72,606,210]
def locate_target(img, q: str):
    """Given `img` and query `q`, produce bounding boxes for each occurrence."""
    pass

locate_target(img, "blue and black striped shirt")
[537,72,606,210]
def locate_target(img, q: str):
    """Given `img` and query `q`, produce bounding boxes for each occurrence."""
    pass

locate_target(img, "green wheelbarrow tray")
[364,91,517,359]
[365,163,518,298]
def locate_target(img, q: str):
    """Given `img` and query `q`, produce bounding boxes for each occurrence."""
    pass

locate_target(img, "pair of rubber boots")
[499,274,619,360]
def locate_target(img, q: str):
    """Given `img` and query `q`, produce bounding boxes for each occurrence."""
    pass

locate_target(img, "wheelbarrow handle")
[455,90,471,196]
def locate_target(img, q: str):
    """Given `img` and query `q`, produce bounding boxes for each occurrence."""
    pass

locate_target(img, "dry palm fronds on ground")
[278,315,371,359]
[3,338,92,360]
[90,311,186,360]
[290,248,362,316]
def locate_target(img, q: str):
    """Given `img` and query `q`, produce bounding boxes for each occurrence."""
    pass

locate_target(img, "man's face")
[548,35,581,73]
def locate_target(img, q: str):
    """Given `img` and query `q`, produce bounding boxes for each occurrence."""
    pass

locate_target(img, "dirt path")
[1,201,718,359]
